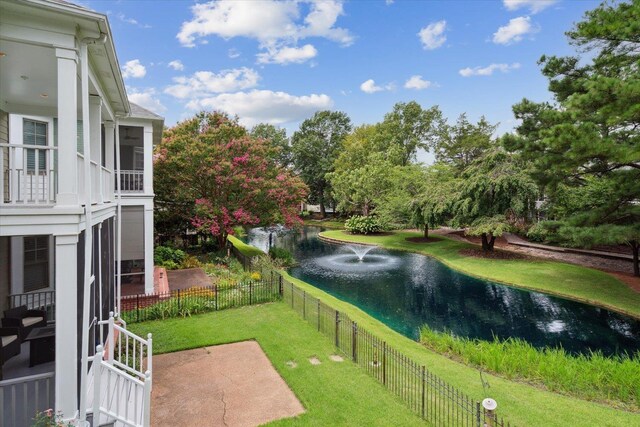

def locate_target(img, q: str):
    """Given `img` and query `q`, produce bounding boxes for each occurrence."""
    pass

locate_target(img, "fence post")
[177,289,181,311]
[107,312,115,364]
[476,401,482,427]
[421,365,426,419]
[279,274,283,297]
[303,291,306,319]
[335,310,339,348]
[382,341,387,386]
[352,322,358,363]
[215,284,218,311]
[93,345,104,422]
[317,299,320,331]
[249,281,253,305]
[136,294,140,323]
[291,282,294,307]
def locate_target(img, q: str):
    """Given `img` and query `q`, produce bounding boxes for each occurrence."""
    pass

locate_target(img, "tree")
[502,0,640,273]
[250,123,292,168]
[154,112,307,247]
[411,164,459,238]
[291,111,352,217]
[452,150,538,251]
[433,114,497,171]
[379,101,443,166]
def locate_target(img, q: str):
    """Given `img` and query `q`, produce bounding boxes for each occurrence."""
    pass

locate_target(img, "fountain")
[345,245,376,261]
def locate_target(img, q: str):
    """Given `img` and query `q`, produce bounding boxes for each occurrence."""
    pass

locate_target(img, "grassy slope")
[282,272,640,427]
[130,304,424,426]
[320,230,640,319]
[227,234,265,257]
[303,219,345,229]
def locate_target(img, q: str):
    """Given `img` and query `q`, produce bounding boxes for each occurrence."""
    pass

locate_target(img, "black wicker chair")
[2,305,47,341]
[0,327,21,380]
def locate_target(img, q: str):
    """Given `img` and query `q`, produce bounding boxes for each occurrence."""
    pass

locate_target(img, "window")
[133,147,144,171]
[24,236,49,292]
[23,119,47,173]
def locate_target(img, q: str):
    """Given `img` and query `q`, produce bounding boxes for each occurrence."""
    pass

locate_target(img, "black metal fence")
[233,246,513,427]
[120,280,281,324]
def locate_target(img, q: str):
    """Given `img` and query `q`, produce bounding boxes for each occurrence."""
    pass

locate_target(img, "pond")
[245,226,640,357]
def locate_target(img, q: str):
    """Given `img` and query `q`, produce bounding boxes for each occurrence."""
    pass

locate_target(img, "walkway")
[166,267,212,290]
[151,341,305,427]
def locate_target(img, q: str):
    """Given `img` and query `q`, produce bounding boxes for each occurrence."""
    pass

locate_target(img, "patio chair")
[2,305,47,341]
[0,327,21,380]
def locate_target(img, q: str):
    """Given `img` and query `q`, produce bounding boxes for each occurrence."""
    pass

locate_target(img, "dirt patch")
[606,271,640,294]
[166,267,212,291]
[152,341,304,427]
[406,236,442,244]
[286,360,298,368]
[329,354,344,362]
[309,356,322,365]
[459,248,531,260]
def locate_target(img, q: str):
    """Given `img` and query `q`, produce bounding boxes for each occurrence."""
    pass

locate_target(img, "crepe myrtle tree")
[154,111,308,248]
[452,149,538,251]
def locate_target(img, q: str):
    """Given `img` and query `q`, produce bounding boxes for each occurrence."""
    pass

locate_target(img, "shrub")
[345,215,383,235]
[527,222,549,243]
[251,272,262,281]
[268,247,295,267]
[154,246,186,269]
[181,255,202,269]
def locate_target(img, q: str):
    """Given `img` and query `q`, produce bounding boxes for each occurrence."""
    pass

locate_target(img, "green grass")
[227,234,265,257]
[130,303,424,426]
[320,230,640,319]
[420,326,640,410]
[303,218,346,229]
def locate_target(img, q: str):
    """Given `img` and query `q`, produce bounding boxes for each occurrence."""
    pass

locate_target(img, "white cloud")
[185,89,333,127]
[503,0,557,14]
[360,79,383,93]
[493,16,536,45]
[418,20,447,50]
[121,59,146,79]
[177,0,353,64]
[257,44,318,64]
[228,48,241,59]
[168,60,185,71]
[459,62,521,77]
[386,0,394,5]
[128,88,166,113]
[113,12,152,28]
[165,67,260,99]
[404,75,432,90]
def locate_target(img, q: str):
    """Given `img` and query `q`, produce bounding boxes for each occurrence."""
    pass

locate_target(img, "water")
[244,226,640,356]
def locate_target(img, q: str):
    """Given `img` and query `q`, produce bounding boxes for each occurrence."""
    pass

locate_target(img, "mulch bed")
[459,248,531,260]
[406,236,442,244]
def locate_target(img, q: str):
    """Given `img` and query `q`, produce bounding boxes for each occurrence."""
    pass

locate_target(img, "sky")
[84,0,601,162]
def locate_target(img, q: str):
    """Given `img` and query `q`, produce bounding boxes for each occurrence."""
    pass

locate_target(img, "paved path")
[166,267,212,290]
[151,341,305,427]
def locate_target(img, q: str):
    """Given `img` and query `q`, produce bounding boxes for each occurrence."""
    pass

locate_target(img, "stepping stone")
[329,354,344,362]
[309,356,322,365]
[286,360,298,368]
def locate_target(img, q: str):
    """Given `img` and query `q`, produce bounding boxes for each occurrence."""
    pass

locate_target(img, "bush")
[154,246,186,269]
[268,247,295,267]
[527,222,549,243]
[181,255,202,269]
[345,215,383,235]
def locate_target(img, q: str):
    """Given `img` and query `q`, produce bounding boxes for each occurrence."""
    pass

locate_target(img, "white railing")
[0,143,57,205]
[91,346,150,427]
[0,372,55,427]
[102,166,113,202]
[119,170,144,193]
[90,312,152,427]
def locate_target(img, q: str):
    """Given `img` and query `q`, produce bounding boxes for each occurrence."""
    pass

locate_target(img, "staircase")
[88,313,152,427]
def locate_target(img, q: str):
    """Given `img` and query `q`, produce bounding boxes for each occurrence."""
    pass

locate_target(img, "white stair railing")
[91,312,152,427]
[91,345,151,427]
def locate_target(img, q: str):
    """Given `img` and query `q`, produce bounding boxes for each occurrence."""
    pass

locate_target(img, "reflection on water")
[245,226,640,356]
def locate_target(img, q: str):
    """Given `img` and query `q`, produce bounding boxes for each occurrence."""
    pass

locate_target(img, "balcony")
[1,143,57,205]
[119,170,144,193]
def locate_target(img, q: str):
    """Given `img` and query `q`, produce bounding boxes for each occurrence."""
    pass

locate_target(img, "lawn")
[228,234,265,256]
[130,303,424,426]
[281,272,640,427]
[320,230,640,319]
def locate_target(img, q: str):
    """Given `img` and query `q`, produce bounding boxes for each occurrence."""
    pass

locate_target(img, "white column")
[54,233,79,420]
[143,124,153,195]
[89,96,102,203]
[104,121,115,202]
[144,203,154,294]
[55,48,78,206]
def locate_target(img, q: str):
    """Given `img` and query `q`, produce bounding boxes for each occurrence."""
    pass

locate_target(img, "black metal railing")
[9,290,56,322]
[120,280,280,324]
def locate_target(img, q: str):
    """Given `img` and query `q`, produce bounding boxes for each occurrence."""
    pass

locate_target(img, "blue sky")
[86,0,599,161]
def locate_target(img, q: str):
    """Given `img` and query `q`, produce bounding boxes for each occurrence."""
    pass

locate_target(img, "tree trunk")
[319,190,326,219]
[632,241,639,277]
[481,233,495,252]
[424,224,429,238]
[362,203,370,217]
